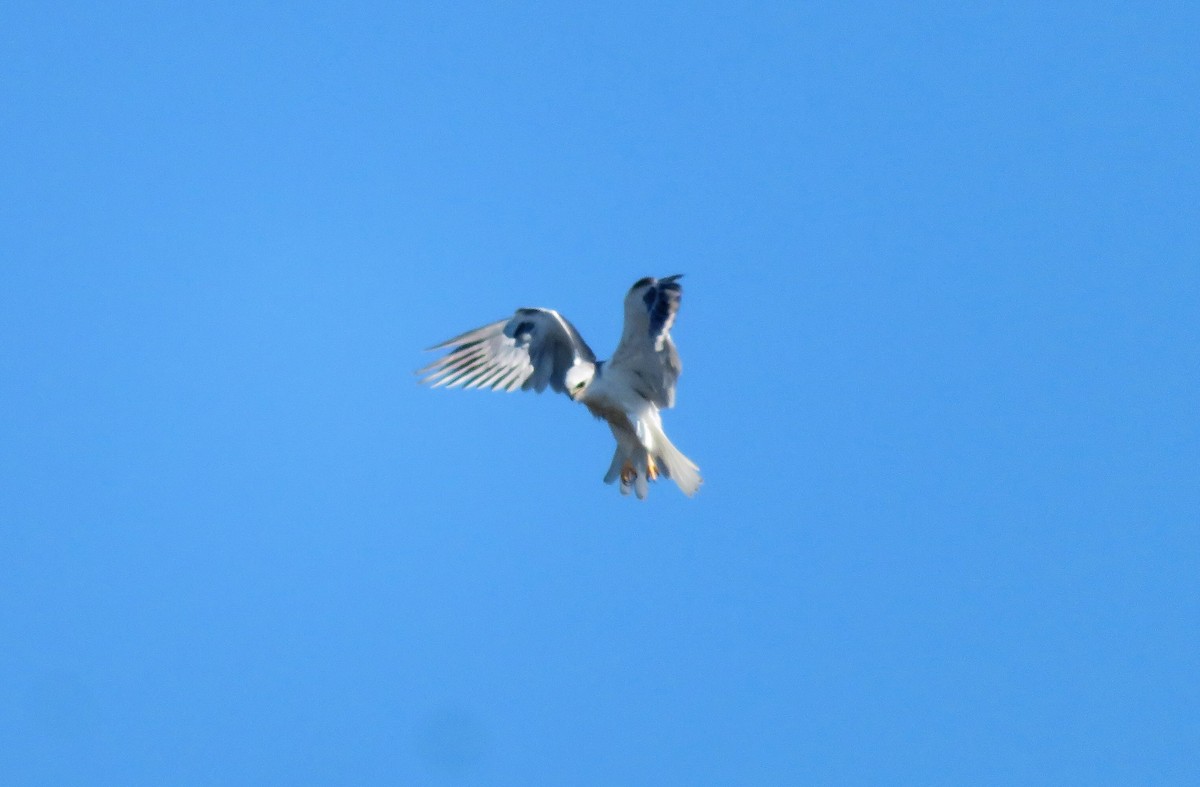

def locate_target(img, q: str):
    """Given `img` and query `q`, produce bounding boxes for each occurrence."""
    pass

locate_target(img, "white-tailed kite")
[418,275,701,499]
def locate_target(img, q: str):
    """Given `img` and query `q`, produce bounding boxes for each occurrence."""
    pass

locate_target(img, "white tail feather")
[602,422,701,499]
[651,429,702,497]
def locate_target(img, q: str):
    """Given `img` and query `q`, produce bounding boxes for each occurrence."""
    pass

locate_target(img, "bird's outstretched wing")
[609,274,684,408]
[418,308,596,394]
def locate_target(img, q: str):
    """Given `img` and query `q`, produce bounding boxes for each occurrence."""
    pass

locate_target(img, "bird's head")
[564,361,596,401]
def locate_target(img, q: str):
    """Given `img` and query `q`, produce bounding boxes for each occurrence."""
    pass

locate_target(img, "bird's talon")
[620,462,637,485]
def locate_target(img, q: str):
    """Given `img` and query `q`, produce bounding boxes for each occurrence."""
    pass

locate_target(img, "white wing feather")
[608,275,684,409]
[418,308,595,395]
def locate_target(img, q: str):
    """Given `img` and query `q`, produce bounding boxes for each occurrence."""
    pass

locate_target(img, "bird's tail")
[603,421,702,499]
[648,425,702,498]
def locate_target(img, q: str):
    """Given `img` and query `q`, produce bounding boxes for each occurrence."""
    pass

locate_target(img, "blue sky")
[2,2,1197,783]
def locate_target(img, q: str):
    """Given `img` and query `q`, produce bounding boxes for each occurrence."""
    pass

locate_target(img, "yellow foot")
[646,456,659,481]
[620,461,637,485]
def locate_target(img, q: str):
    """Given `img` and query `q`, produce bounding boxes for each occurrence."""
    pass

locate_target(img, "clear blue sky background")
[2,2,1197,784]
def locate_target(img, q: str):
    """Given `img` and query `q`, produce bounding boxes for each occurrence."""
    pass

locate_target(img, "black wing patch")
[642,274,683,338]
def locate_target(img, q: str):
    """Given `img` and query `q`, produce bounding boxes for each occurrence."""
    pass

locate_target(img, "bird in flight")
[418,275,701,499]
